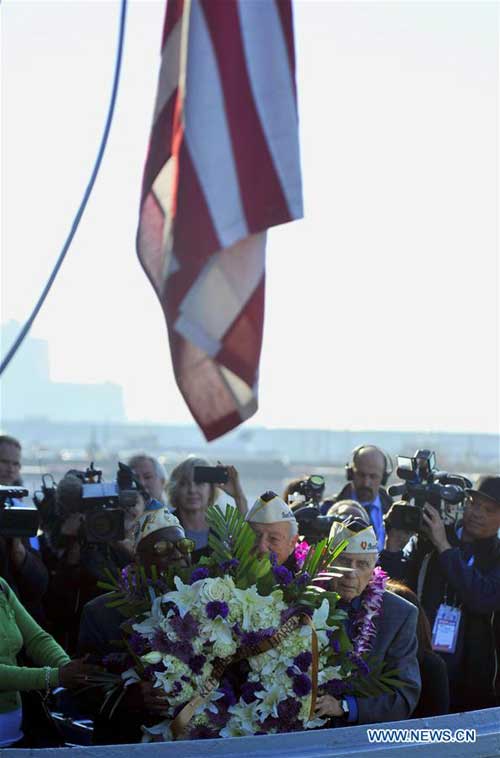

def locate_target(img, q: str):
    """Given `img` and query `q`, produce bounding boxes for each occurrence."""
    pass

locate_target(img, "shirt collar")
[353,491,382,510]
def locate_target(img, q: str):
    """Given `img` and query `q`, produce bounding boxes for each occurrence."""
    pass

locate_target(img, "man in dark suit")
[315,520,421,724]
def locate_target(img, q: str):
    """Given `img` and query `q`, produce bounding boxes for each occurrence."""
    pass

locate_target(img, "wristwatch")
[340,698,350,718]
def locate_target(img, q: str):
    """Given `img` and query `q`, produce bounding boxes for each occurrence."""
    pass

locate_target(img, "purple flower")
[170,612,199,639]
[189,654,206,674]
[269,551,278,567]
[128,632,148,655]
[323,678,348,698]
[240,628,275,647]
[206,704,230,729]
[221,559,239,572]
[151,629,172,653]
[293,651,312,672]
[171,639,194,663]
[190,567,209,584]
[206,601,229,620]
[218,679,237,707]
[292,674,312,697]
[295,571,311,587]
[241,681,261,704]
[327,630,340,653]
[277,697,301,723]
[273,565,294,586]
[348,651,370,676]
[286,666,296,679]
[280,607,299,625]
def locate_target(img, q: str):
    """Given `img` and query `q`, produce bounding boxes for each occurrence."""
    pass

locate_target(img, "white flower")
[140,719,172,742]
[212,638,238,659]
[318,665,343,685]
[163,575,202,618]
[140,651,162,665]
[220,702,259,737]
[121,667,141,687]
[199,615,234,646]
[198,576,236,605]
[312,598,330,630]
[233,585,282,631]
[254,683,283,720]
[132,596,164,637]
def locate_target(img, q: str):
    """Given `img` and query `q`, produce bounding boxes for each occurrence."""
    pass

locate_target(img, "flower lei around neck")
[349,566,388,655]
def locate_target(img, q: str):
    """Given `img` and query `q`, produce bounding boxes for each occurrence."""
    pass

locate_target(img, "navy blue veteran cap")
[465,476,500,507]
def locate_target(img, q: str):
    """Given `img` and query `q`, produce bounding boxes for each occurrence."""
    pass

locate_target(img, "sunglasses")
[146,537,195,556]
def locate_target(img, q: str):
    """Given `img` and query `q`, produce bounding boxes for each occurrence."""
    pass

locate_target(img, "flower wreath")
[93,508,401,741]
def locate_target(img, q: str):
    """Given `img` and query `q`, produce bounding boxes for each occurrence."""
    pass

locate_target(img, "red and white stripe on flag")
[137,0,303,441]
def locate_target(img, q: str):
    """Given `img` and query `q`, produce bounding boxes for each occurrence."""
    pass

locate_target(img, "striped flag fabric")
[137,0,303,441]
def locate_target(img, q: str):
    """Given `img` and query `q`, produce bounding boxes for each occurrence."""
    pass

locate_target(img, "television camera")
[386,449,471,532]
[34,462,144,543]
[0,484,39,538]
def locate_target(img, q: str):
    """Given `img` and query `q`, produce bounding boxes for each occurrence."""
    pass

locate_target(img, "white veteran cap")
[328,520,379,554]
[246,491,297,526]
[134,509,183,546]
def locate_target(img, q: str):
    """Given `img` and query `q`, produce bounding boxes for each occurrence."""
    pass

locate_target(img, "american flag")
[137,0,303,441]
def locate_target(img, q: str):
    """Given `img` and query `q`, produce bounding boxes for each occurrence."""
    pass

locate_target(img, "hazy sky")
[2,1,499,436]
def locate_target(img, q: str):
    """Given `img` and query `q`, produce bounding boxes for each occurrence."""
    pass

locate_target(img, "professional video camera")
[293,474,325,506]
[293,505,338,544]
[51,462,142,543]
[288,475,331,543]
[386,449,471,532]
[33,474,59,532]
[0,484,40,538]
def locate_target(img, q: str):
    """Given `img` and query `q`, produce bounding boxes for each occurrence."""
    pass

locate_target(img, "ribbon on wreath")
[171,612,319,740]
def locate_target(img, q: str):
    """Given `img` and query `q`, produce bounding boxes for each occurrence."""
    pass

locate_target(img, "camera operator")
[128,453,168,507]
[321,445,393,551]
[0,435,48,625]
[379,476,500,713]
[43,469,147,654]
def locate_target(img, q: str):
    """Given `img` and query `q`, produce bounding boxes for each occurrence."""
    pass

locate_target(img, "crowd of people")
[0,434,499,747]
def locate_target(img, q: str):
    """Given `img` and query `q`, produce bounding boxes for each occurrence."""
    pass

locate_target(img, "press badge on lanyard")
[431,604,461,653]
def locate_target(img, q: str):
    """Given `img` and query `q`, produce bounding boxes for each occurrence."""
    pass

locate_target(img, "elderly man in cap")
[245,491,299,568]
[78,510,193,657]
[380,475,500,713]
[315,519,421,725]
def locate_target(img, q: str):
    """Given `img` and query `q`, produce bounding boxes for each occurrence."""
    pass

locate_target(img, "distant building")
[0,321,125,423]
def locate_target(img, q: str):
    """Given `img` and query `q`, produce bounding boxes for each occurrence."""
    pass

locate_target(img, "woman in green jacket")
[0,577,98,747]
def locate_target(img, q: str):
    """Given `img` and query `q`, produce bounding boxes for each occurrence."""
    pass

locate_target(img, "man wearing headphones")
[321,445,393,551]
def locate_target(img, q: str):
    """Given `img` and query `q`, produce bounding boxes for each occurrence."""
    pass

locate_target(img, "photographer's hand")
[422,506,451,553]
[216,463,248,515]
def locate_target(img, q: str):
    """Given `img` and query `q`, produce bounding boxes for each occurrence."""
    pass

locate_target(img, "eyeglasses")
[148,538,195,556]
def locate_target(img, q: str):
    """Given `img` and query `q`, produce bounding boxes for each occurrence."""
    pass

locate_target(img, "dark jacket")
[77,591,128,657]
[44,539,131,655]
[379,527,500,712]
[413,649,449,719]
[356,591,421,723]
[320,484,393,516]
[0,536,48,625]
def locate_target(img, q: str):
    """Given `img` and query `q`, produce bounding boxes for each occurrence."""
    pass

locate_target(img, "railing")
[8,707,500,758]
